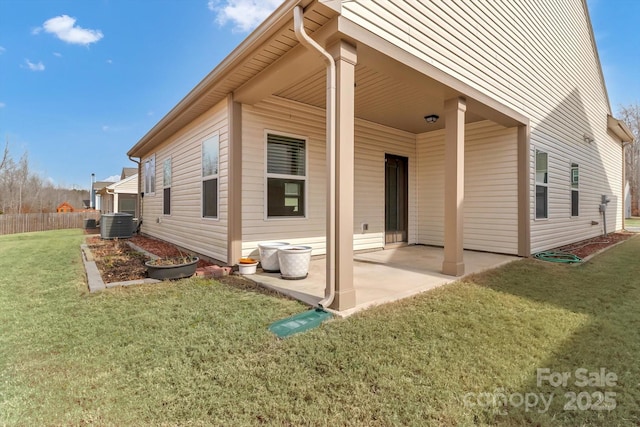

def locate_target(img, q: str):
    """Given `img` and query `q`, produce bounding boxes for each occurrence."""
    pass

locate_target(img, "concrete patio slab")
[251,245,518,316]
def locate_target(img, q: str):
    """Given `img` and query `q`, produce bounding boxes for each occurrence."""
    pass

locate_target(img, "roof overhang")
[607,115,634,143]
[129,0,529,158]
[128,0,338,158]
[106,173,138,191]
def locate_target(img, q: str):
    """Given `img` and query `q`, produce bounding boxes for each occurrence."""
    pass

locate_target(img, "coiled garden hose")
[533,251,582,263]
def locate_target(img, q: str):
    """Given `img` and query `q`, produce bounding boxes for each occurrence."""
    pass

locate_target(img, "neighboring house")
[56,202,75,213]
[98,173,139,217]
[92,169,136,213]
[92,181,116,212]
[127,0,633,310]
[121,167,137,180]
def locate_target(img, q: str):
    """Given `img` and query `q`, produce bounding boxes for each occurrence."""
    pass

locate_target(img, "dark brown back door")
[385,154,408,244]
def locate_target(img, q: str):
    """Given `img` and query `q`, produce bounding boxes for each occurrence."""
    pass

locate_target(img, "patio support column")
[442,97,466,276]
[517,124,531,257]
[226,94,243,265]
[328,40,357,310]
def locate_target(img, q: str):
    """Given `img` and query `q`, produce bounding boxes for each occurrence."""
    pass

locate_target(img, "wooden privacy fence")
[0,212,101,236]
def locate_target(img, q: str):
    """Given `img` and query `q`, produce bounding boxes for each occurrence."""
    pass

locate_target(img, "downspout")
[105,188,115,213]
[129,155,143,229]
[293,5,336,309]
[622,140,633,230]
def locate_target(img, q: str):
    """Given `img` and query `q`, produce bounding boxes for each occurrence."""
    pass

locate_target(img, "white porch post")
[328,40,357,310]
[442,97,466,276]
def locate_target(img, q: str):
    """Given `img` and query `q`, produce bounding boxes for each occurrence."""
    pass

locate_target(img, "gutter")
[293,5,336,309]
[129,155,143,224]
[607,115,635,143]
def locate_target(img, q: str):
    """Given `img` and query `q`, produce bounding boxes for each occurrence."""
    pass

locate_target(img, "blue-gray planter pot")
[145,257,199,280]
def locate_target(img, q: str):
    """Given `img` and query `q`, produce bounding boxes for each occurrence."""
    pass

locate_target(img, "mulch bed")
[86,237,149,283]
[86,235,214,283]
[85,234,298,299]
[552,231,635,259]
[129,236,214,269]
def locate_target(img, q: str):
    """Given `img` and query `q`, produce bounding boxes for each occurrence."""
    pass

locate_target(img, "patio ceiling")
[273,43,487,134]
[235,20,523,134]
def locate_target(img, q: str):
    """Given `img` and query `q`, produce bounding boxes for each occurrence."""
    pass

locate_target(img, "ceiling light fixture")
[424,114,439,123]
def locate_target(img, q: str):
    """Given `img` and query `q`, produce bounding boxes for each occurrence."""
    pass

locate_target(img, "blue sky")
[0,0,638,190]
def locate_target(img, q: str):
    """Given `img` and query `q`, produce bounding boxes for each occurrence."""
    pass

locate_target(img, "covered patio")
[251,245,517,316]
[229,4,531,312]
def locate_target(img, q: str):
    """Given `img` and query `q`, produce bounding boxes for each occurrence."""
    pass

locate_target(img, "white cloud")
[102,124,130,133]
[53,52,62,57]
[0,102,5,108]
[25,59,45,71]
[38,15,103,45]
[208,0,281,32]
[0,46,5,54]
[102,175,120,182]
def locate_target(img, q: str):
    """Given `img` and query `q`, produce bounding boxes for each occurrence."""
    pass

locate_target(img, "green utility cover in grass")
[269,308,332,338]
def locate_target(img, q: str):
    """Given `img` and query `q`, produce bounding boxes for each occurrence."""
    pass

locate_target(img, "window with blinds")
[266,133,306,217]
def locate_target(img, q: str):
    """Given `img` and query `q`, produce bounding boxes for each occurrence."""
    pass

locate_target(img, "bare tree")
[0,139,8,172]
[0,145,89,214]
[618,103,640,216]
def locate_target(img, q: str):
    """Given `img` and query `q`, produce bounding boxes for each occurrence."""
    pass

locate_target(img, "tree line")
[0,142,89,214]
[620,103,640,217]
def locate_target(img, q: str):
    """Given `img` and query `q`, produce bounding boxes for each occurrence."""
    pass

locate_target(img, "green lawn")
[1,229,639,426]
[625,217,640,228]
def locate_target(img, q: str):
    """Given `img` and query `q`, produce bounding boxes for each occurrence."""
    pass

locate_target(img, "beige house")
[127,0,633,311]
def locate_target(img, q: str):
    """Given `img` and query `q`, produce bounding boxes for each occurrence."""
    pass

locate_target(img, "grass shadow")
[463,236,640,425]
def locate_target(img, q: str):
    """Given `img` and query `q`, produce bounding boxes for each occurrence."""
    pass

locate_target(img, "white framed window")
[571,163,579,217]
[535,150,548,219]
[163,157,171,215]
[202,134,219,219]
[143,154,156,196]
[266,132,307,218]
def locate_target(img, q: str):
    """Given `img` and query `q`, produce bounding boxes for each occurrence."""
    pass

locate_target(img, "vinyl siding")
[342,0,623,253]
[141,100,229,262]
[417,121,519,254]
[112,176,137,194]
[354,118,418,250]
[241,96,417,259]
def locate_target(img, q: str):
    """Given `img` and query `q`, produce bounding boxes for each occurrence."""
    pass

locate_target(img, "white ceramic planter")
[258,242,290,272]
[238,261,258,275]
[277,245,312,280]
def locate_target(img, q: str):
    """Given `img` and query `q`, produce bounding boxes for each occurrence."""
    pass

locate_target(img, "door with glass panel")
[385,154,408,244]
